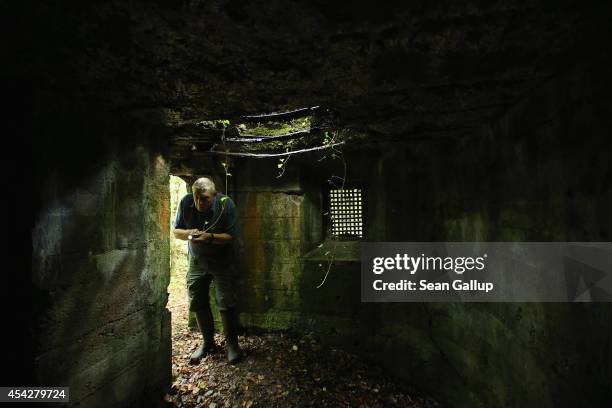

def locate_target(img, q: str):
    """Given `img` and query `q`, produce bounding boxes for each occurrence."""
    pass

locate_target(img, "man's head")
[192,177,217,212]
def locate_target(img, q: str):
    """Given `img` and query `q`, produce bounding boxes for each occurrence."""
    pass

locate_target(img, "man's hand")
[173,228,204,241]
[191,232,212,242]
[193,232,233,244]
[173,229,232,244]
[189,229,204,238]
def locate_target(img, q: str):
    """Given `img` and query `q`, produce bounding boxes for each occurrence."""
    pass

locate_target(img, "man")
[172,177,243,364]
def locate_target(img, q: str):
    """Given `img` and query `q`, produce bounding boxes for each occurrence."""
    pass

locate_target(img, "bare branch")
[242,106,320,122]
[226,128,323,143]
[208,142,345,158]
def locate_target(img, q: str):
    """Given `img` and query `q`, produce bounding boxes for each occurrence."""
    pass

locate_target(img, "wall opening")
[329,188,364,239]
[168,175,191,331]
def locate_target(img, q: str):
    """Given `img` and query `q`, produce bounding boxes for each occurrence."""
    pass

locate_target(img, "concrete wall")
[226,161,307,328]
[31,146,171,407]
[231,55,612,406]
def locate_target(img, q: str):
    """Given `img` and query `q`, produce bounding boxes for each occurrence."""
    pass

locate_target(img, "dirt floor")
[166,293,437,408]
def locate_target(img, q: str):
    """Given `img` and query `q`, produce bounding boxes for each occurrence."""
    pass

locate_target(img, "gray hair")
[192,177,217,195]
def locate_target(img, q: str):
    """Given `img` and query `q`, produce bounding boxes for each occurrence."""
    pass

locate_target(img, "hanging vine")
[203,107,351,289]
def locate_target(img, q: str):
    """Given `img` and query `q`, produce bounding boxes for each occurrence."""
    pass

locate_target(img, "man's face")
[194,190,215,212]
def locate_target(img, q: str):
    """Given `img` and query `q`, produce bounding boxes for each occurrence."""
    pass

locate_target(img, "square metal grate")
[330,188,363,238]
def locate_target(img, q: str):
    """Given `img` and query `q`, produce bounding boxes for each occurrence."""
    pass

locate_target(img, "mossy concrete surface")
[231,58,612,407]
[31,147,171,407]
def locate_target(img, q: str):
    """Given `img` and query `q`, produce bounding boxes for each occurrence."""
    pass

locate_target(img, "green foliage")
[221,161,232,177]
[242,117,311,137]
[196,119,231,129]
[169,176,190,329]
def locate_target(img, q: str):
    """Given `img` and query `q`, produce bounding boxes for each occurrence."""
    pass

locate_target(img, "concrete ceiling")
[16,1,611,140]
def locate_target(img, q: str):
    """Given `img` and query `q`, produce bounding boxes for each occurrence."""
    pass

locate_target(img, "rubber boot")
[189,308,218,364]
[220,309,243,364]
